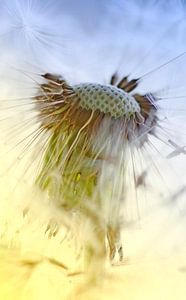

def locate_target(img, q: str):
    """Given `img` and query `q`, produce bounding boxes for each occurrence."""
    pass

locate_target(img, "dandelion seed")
[135,170,147,189]
[166,139,186,158]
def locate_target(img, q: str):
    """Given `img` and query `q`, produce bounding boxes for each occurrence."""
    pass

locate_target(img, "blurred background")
[0,0,186,299]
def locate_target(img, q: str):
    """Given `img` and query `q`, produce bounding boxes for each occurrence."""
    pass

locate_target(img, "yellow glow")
[1,118,186,300]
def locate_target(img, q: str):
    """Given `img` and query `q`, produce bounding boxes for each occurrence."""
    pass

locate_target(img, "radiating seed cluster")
[73,83,140,118]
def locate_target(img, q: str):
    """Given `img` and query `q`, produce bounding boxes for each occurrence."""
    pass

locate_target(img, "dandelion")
[1,29,186,282]
[15,44,186,279]
[1,0,186,293]
[29,69,161,273]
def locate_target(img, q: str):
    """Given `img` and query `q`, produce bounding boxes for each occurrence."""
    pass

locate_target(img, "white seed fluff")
[73,83,141,118]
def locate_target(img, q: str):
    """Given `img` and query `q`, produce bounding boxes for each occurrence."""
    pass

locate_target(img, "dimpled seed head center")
[73,83,140,118]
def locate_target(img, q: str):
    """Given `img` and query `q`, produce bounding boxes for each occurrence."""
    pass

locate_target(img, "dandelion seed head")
[74,83,140,118]
[36,73,158,150]
[1,1,186,294]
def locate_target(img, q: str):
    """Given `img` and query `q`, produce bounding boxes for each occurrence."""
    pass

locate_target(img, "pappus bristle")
[0,0,67,63]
